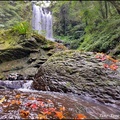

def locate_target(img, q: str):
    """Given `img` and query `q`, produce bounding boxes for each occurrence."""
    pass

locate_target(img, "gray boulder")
[33,50,120,107]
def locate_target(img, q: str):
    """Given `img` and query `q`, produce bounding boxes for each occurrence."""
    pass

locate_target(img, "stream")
[0,80,120,119]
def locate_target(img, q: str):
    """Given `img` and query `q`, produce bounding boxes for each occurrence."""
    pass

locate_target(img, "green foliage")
[78,15,120,57]
[0,1,32,29]
[51,1,120,57]
[12,21,30,35]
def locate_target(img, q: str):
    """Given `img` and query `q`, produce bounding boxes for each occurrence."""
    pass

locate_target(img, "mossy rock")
[32,33,47,44]
[0,47,34,63]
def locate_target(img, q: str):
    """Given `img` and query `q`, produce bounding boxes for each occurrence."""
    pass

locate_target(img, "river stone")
[33,50,120,107]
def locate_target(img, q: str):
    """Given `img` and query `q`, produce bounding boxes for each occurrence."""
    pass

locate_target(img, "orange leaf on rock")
[109,64,118,71]
[60,106,65,111]
[75,114,87,120]
[55,111,64,119]
[11,100,16,105]
[19,110,29,118]
[11,100,21,105]
[106,55,118,63]
[15,94,21,99]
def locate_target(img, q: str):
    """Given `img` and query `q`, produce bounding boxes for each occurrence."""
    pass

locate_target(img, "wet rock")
[27,57,37,64]
[24,67,37,77]
[6,73,24,80]
[0,47,34,63]
[0,85,7,89]
[33,50,120,107]
[0,80,26,89]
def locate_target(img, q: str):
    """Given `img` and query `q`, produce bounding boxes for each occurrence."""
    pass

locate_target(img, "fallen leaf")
[2,102,10,107]
[109,64,118,70]
[15,94,21,99]
[25,102,32,107]
[60,106,65,111]
[16,100,21,105]
[0,97,5,104]
[19,110,29,118]
[103,64,109,69]
[37,114,47,119]
[30,103,38,110]
[38,101,44,107]
[106,55,118,63]
[75,114,87,119]
[55,111,64,119]
[10,100,21,105]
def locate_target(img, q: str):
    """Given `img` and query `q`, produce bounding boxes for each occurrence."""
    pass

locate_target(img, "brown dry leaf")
[15,94,21,99]
[16,100,21,105]
[19,110,29,118]
[60,106,65,111]
[11,100,21,105]
[37,114,47,119]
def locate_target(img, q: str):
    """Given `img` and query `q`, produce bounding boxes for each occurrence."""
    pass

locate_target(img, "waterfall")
[32,4,54,41]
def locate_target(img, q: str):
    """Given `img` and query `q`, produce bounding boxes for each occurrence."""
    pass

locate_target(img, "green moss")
[32,33,47,44]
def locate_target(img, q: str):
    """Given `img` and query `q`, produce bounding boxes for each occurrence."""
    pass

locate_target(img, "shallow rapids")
[0,87,120,119]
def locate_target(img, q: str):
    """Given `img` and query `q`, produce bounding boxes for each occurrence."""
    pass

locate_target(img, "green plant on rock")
[12,21,31,35]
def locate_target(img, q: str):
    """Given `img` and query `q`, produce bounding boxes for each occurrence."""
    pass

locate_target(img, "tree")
[109,1,120,14]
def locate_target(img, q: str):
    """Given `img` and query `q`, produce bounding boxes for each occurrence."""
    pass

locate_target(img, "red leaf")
[25,102,32,107]
[38,101,44,107]
[103,64,109,68]
[30,103,38,109]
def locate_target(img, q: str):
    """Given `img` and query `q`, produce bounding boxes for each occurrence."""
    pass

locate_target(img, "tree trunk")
[109,1,120,14]
[105,1,108,19]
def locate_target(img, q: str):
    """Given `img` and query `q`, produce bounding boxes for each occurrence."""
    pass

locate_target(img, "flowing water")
[0,80,120,119]
[32,3,53,41]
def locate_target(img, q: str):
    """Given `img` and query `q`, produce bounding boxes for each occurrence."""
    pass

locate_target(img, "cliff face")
[0,1,32,29]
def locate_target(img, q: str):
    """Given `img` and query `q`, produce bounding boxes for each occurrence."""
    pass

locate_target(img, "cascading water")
[32,3,54,41]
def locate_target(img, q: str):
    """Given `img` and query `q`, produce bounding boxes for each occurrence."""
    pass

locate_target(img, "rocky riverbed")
[0,84,120,119]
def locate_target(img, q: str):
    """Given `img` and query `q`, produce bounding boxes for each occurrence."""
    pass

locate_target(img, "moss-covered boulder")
[0,29,67,79]
[33,50,120,109]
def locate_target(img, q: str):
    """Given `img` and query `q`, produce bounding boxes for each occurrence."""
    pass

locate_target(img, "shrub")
[12,21,30,35]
